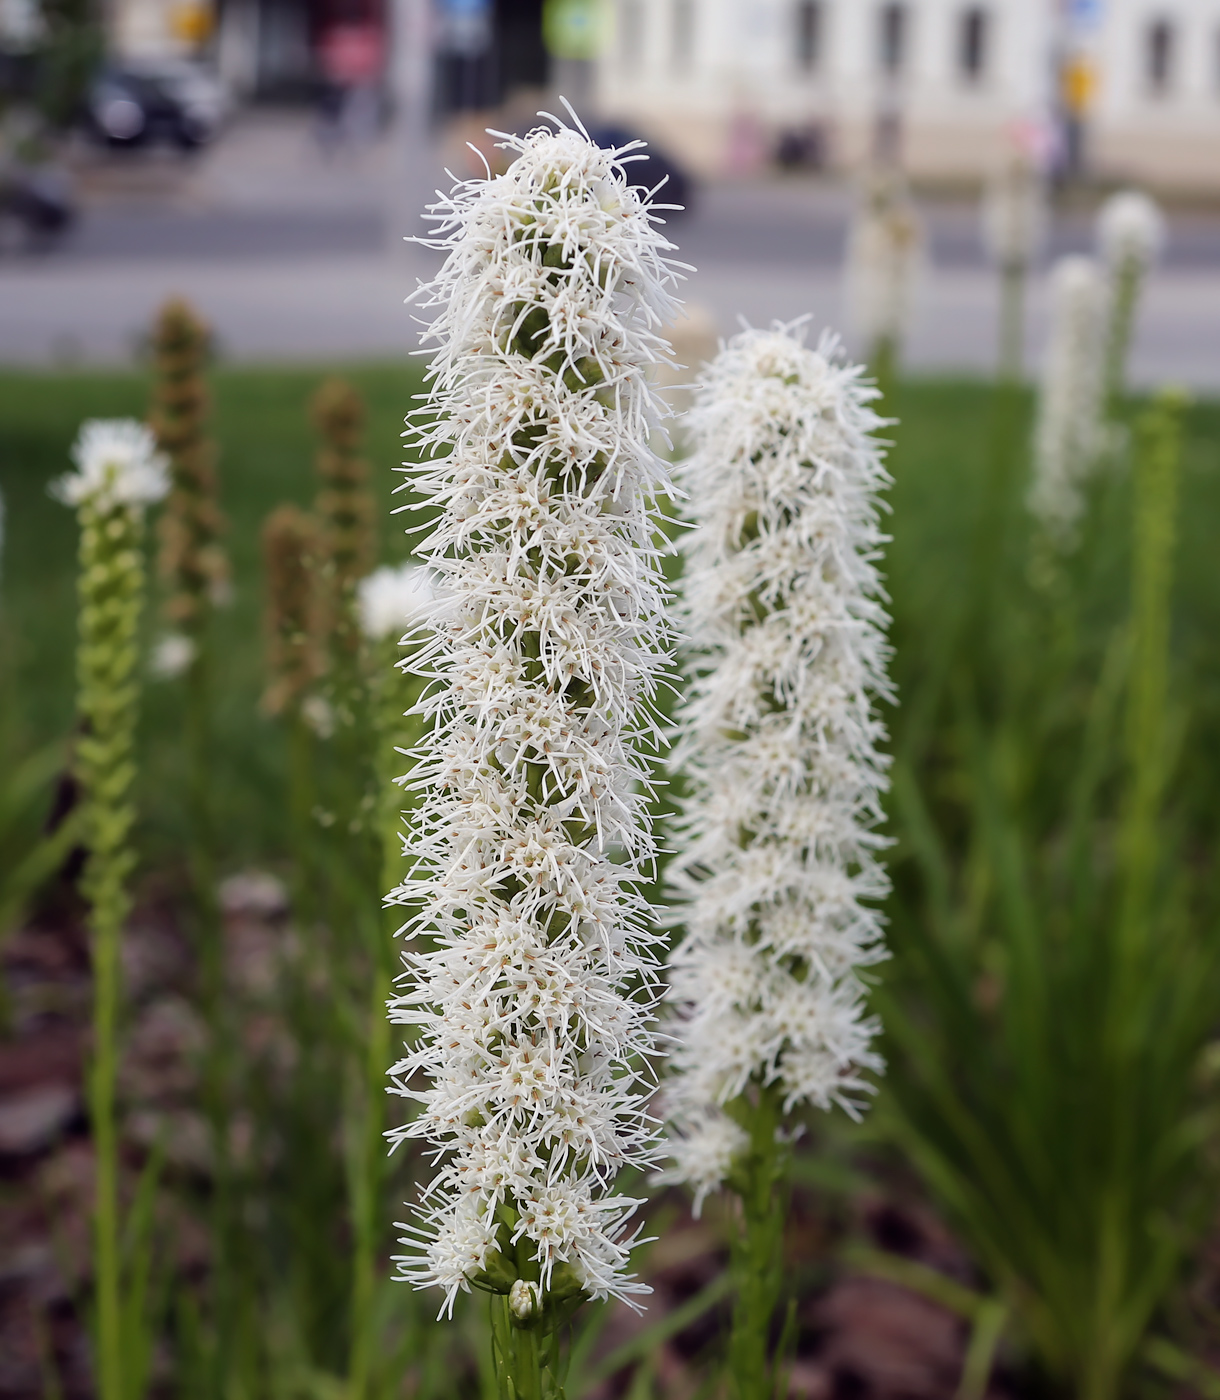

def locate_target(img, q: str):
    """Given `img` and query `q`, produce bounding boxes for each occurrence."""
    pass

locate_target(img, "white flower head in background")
[1096,190,1165,276]
[844,166,924,359]
[52,419,169,511]
[982,156,1047,271]
[662,321,894,1210]
[387,110,681,1318]
[1029,256,1107,545]
[356,563,437,642]
[150,632,197,679]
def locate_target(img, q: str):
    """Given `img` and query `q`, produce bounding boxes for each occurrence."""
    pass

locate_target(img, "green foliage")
[0,363,431,873]
[6,369,1220,1398]
[879,384,1220,1400]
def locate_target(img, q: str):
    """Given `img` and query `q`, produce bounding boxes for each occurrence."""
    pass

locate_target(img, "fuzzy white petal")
[52,419,169,511]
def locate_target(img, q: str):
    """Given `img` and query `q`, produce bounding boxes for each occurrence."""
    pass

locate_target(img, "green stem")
[348,649,425,1397]
[726,1081,791,1400]
[998,261,1025,384]
[1115,390,1182,990]
[871,334,897,413]
[1103,259,1141,418]
[489,1295,566,1400]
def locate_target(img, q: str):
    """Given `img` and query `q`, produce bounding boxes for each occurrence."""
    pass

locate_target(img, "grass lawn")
[2,364,1218,871]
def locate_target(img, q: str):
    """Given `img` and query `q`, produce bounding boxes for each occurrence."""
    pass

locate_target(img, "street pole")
[385,0,436,259]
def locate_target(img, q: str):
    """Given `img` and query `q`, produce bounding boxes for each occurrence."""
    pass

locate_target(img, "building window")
[795,1,822,72]
[958,7,989,81]
[671,0,694,73]
[1145,18,1175,95]
[618,0,644,69]
[879,3,908,75]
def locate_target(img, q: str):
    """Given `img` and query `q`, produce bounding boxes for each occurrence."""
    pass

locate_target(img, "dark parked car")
[585,122,693,215]
[0,161,74,253]
[86,61,227,149]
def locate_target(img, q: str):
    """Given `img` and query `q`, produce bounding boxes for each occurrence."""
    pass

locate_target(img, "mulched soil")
[1,877,993,1400]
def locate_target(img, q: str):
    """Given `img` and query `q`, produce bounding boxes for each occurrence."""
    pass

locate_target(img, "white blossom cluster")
[52,420,168,512]
[357,562,437,642]
[844,168,924,356]
[662,323,893,1213]
[1096,189,1164,278]
[386,115,681,1317]
[982,158,1046,271]
[1029,256,1107,544]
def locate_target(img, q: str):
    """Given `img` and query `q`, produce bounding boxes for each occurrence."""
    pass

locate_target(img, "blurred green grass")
[0,362,428,872]
[2,366,1218,871]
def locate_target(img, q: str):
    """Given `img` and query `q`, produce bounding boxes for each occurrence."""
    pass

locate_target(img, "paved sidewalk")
[2,250,1216,391]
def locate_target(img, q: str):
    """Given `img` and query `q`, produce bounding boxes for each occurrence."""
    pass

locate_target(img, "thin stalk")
[488,1294,566,1400]
[726,1081,791,1400]
[997,261,1025,385]
[1102,259,1140,416]
[1113,390,1182,1013]
[348,652,424,1399]
[872,333,897,412]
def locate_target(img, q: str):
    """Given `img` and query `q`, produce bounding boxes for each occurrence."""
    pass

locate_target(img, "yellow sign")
[170,1,213,44]
[1062,55,1097,115]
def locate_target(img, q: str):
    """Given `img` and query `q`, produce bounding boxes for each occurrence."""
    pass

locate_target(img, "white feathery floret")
[386,113,682,1318]
[1029,256,1107,543]
[662,322,893,1209]
[358,563,437,641]
[982,158,1046,271]
[844,169,924,356]
[1096,190,1164,276]
[52,420,169,511]
[150,632,197,679]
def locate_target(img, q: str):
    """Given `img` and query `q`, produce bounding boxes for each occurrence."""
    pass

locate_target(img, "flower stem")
[75,497,148,1400]
[726,1081,791,1400]
[1102,258,1141,415]
[998,260,1025,384]
[347,651,425,1399]
[489,1295,568,1400]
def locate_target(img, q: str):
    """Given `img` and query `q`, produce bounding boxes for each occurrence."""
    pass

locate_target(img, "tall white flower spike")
[52,420,169,512]
[1096,190,1165,276]
[1029,256,1107,545]
[844,167,924,369]
[1095,190,1164,404]
[663,322,893,1213]
[983,157,1047,272]
[386,112,682,1322]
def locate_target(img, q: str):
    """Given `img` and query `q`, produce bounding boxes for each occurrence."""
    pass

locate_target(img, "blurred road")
[1,111,1218,387]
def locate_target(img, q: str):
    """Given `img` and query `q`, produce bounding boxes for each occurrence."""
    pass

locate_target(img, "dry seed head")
[150,297,230,632]
[312,376,376,590]
[261,503,323,716]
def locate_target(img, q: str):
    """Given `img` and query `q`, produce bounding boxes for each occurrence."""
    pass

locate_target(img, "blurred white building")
[593,0,1220,191]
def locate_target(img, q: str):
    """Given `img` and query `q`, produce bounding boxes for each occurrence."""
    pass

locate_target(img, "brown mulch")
[2,879,986,1400]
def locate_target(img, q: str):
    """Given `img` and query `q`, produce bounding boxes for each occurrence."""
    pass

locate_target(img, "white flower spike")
[357,563,437,642]
[52,419,169,511]
[982,158,1046,272]
[1096,190,1165,276]
[845,168,924,364]
[663,322,894,1212]
[386,111,682,1321]
[1029,256,1107,545]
